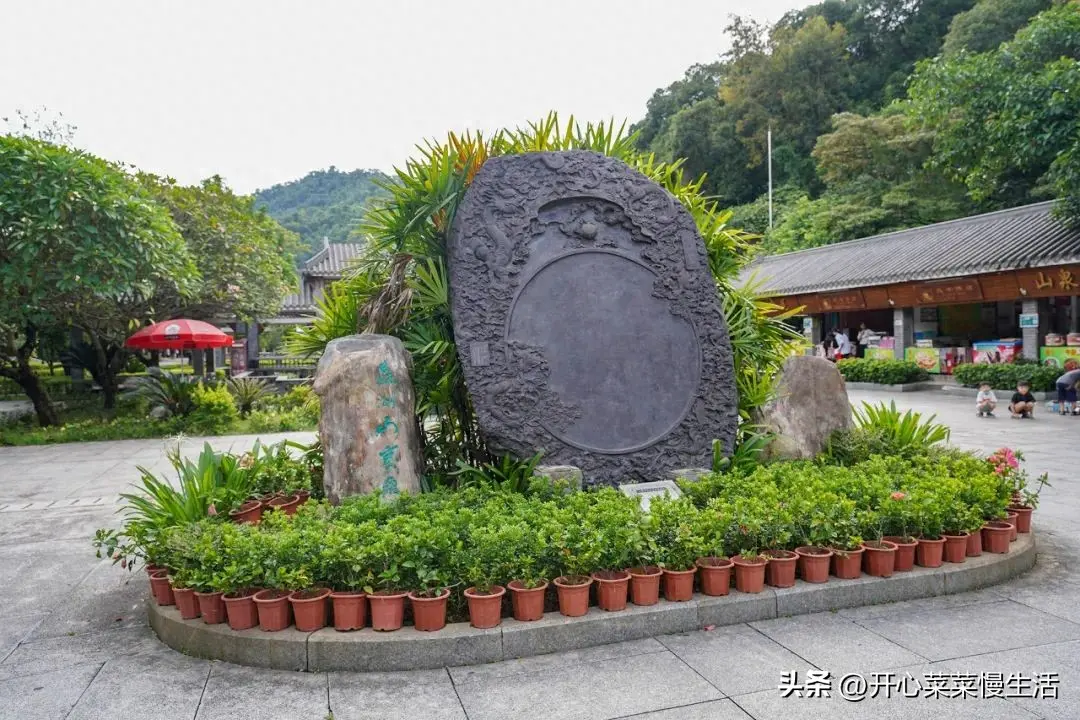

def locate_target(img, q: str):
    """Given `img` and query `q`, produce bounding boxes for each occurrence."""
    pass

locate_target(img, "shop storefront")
[743,202,1080,373]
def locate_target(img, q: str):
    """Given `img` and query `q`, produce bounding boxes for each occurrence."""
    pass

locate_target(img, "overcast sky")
[1,0,807,194]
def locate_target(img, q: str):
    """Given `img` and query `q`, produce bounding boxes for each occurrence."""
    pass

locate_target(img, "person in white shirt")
[833,330,854,360]
[976,382,997,417]
[856,323,877,358]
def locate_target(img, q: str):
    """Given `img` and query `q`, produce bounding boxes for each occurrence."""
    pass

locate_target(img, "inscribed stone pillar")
[313,335,422,503]
[893,307,913,360]
[1020,298,1045,361]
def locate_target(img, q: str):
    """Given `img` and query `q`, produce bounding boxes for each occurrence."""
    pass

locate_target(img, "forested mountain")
[634,0,1067,254]
[254,167,389,261]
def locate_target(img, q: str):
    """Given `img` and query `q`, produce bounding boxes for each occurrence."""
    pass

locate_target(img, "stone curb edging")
[939,385,1053,401]
[148,533,1036,672]
[844,381,936,392]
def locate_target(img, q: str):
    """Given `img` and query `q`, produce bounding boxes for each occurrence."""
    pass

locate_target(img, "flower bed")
[116,443,1042,634]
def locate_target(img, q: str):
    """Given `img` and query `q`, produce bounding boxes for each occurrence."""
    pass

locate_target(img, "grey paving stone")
[750,612,927,676]
[454,650,721,720]
[937,643,1077,720]
[659,623,814,697]
[857,599,1080,661]
[450,637,665,682]
[624,698,754,719]
[329,668,465,720]
[0,614,44,663]
[195,664,328,720]
[0,661,102,720]
[0,626,165,678]
[0,539,97,619]
[500,599,698,660]
[732,687,1041,720]
[27,560,148,639]
[66,651,210,720]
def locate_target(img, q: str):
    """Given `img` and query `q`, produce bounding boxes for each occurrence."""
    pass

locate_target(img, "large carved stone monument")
[313,335,423,503]
[448,150,737,484]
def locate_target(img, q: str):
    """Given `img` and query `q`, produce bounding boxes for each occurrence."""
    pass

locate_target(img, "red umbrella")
[125,319,234,351]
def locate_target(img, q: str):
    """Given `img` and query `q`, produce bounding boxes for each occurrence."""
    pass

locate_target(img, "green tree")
[908,4,1080,221]
[141,175,299,321]
[0,136,197,420]
[943,0,1052,54]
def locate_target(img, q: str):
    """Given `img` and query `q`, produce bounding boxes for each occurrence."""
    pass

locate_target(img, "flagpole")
[767,123,773,229]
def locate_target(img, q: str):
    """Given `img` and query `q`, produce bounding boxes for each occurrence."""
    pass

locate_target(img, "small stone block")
[308,622,502,672]
[618,480,682,512]
[501,600,699,659]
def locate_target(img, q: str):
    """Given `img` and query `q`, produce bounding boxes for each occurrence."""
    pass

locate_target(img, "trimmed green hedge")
[952,363,1058,391]
[836,359,929,385]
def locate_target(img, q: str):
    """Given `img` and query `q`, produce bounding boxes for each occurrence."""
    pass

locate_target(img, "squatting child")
[976,382,997,418]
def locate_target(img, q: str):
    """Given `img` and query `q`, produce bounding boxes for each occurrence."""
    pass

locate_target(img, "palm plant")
[853,401,951,451]
[287,112,803,476]
[125,366,198,417]
[226,376,271,417]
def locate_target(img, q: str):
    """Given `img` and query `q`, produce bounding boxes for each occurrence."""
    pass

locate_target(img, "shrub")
[187,383,238,435]
[836,359,929,385]
[125,368,199,418]
[226,376,272,417]
[952,363,1058,391]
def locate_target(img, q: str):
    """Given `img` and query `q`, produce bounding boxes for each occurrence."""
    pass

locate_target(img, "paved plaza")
[0,391,1077,719]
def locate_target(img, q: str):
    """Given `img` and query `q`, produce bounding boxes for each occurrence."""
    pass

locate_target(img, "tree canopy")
[254,167,390,261]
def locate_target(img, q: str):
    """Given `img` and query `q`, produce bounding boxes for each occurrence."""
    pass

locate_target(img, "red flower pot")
[942,533,969,564]
[831,547,864,579]
[464,586,506,628]
[228,499,263,525]
[289,588,331,632]
[1006,512,1019,541]
[628,566,662,606]
[591,571,630,611]
[662,568,696,601]
[149,570,175,606]
[966,530,983,557]
[145,564,163,577]
[982,522,1012,554]
[794,546,832,584]
[507,581,548,622]
[172,586,201,620]
[408,589,450,632]
[368,590,407,631]
[862,541,897,578]
[554,577,592,617]
[223,589,259,631]
[916,537,945,568]
[765,550,797,588]
[253,589,292,631]
[295,490,311,504]
[267,494,301,517]
[1010,505,1033,533]
[883,536,917,572]
[195,591,226,624]
[731,555,767,593]
[696,557,733,596]
[330,590,367,631]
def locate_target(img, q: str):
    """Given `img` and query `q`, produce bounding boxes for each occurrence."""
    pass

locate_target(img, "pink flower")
[207,504,218,517]
[891,491,906,501]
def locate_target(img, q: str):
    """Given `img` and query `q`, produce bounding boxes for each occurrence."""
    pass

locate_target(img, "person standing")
[856,323,876,359]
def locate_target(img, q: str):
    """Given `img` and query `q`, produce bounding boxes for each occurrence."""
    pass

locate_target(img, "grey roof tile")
[740,202,1080,296]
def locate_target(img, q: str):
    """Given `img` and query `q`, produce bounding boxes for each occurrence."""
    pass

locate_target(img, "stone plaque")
[448,150,737,485]
[618,480,682,512]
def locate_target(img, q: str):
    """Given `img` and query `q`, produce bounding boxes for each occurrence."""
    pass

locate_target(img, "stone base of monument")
[147,532,1036,672]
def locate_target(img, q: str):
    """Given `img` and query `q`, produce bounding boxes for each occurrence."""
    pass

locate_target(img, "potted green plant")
[794,506,835,584]
[403,526,453,632]
[588,494,639,612]
[695,502,732,596]
[506,522,551,622]
[652,497,705,602]
[323,526,372,632]
[627,516,663,606]
[727,498,769,593]
[762,516,797,589]
[552,512,598,617]
[827,502,864,579]
[462,525,510,628]
[879,490,918,571]
[911,493,946,568]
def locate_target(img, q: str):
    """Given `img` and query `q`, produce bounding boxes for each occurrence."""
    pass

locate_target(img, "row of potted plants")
[146,510,1029,633]
[138,447,1038,633]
